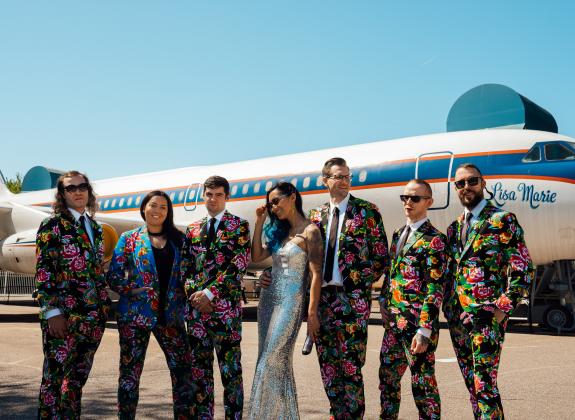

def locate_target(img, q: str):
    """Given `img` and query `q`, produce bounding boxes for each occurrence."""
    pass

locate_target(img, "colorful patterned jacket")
[35,212,110,322]
[309,195,390,301]
[379,220,448,333]
[445,201,534,318]
[107,226,185,328]
[180,211,251,330]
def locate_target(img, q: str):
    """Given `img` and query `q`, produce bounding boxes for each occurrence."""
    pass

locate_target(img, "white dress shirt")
[203,209,226,301]
[322,194,350,287]
[46,208,95,319]
[399,216,432,339]
[69,208,95,246]
[464,199,488,230]
[398,217,429,252]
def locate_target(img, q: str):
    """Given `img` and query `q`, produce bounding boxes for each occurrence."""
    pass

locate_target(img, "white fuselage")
[2,128,574,273]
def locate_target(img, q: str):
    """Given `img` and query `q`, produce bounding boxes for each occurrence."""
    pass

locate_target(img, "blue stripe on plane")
[93,150,574,213]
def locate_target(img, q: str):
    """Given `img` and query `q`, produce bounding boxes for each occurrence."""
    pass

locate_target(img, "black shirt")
[152,242,174,323]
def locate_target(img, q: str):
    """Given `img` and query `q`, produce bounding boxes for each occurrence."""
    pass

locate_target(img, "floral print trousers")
[117,321,195,419]
[187,320,243,420]
[38,317,106,419]
[379,326,440,419]
[448,310,506,420]
[316,288,370,419]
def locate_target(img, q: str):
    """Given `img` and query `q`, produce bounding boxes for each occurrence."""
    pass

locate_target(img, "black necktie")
[396,225,411,253]
[461,212,473,249]
[323,207,340,282]
[206,217,216,248]
[79,215,92,246]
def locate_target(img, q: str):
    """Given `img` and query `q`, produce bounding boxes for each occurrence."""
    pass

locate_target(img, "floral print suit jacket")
[309,195,390,300]
[180,211,251,333]
[107,226,185,328]
[35,212,110,324]
[380,220,448,333]
[445,201,534,319]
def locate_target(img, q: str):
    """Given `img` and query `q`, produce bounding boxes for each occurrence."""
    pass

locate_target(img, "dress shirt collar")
[68,207,88,222]
[406,217,428,232]
[207,209,226,225]
[464,199,487,220]
[329,193,350,215]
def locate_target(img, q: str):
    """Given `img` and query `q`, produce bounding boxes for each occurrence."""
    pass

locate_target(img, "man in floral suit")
[444,163,533,419]
[35,170,111,419]
[378,179,448,420]
[309,157,390,419]
[181,175,251,420]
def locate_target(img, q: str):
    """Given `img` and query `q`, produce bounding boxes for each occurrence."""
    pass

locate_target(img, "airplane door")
[184,182,202,212]
[415,151,454,210]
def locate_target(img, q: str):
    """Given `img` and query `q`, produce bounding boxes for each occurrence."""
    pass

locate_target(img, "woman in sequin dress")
[248,182,323,419]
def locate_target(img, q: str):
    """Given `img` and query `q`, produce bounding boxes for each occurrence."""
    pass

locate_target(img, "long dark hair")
[140,190,183,248]
[263,182,306,253]
[54,170,98,217]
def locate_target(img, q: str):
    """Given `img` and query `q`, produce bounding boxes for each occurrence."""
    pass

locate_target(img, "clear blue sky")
[1,1,574,181]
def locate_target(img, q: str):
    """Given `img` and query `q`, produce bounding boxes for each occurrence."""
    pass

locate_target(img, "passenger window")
[522,146,541,163]
[231,185,238,196]
[242,184,249,194]
[265,181,273,192]
[544,143,575,161]
[290,178,298,187]
[316,176,323,187]
[303,177,310,189]
[254,183,261,193]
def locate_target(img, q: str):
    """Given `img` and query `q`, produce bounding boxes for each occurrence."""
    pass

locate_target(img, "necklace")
[148,230,165,237]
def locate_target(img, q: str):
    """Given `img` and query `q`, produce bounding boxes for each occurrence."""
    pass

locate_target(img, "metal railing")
[0,270,36,303]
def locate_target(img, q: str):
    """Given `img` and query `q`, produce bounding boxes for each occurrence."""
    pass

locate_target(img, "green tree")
[5,173,22,193]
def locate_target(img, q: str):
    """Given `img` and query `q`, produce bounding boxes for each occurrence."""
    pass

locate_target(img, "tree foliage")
[5,173,22,194]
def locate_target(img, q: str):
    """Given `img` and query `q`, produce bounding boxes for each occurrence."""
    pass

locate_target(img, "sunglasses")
[400,195,431,203]
[63,183,90,193]
[266,194,288,209]
[454,176,481,190]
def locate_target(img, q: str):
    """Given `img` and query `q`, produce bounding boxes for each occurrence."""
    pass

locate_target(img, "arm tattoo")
[306,225,324,268]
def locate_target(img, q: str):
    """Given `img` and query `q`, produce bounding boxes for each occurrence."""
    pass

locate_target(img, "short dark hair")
[322,157,348,177]
[455,163,483,177]
[203,175,230,196]
[139,190,184,248]
[407,179,432,197]
[54,170,98,217]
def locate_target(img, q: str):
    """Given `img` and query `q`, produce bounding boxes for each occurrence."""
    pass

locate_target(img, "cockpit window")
[523,146,541,162]
[544,143,575,161]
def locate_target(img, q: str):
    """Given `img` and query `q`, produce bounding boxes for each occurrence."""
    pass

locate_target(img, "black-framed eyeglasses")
[325,174,353,181]
[400,195,431,203]
[63,183,90,193]
[266,195,288,209]
[454,176,481,190]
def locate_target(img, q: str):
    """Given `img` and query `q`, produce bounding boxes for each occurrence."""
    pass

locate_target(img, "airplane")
[1,85,575,332]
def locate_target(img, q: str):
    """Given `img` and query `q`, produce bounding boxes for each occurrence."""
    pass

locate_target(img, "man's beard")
[459,189,484,209]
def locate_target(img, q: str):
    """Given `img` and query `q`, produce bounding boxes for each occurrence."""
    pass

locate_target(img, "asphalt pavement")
[1,302,574,419]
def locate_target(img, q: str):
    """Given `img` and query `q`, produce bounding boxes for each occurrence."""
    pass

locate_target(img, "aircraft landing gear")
[542,305,575,333]
[530,260,575,334]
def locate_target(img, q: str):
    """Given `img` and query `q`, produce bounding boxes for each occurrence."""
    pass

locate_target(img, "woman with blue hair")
[248,182,323,419]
